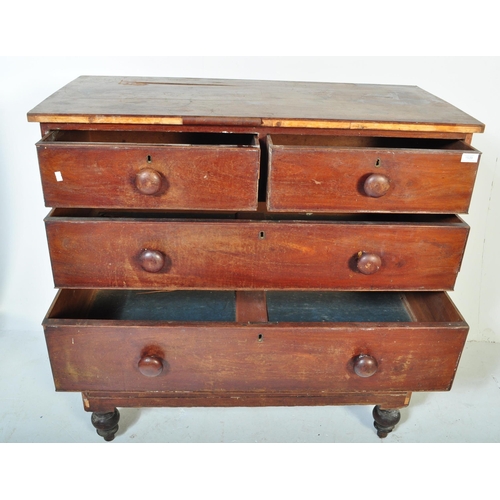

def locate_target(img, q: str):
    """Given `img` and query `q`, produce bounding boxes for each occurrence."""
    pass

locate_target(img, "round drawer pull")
[139,249,166,273]
[138,355,163,377]
[353,354,378,378]
[357,252,382,275]
[364,173,390,198]
[135,168,163,195]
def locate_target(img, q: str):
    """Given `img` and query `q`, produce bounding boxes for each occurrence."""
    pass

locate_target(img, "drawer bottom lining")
[52,289,414,323]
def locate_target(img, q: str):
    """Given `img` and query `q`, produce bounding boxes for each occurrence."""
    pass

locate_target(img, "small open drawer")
[36,130,260,210]
[44,290,468,394]
[267,135,481,213]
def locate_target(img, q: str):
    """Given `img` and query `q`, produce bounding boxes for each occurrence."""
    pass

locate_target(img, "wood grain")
[82,391,412,411]
[236,291,268,323]
[44,290,466,396]
[37,130,260,210]
[44,321,467,393]
[27,76,485,133]
[45,214,469,291]
[30,76,482,434]
[267,135,481,213]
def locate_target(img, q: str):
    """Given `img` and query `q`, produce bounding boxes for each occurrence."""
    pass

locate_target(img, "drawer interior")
[78,290,236,322]
[47,207,465,225]
[46,290,464,325]
[42,130,258,146]
[269,135,475,151]
[266,291,411,322]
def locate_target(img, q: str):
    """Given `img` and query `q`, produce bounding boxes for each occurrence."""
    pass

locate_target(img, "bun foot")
[372,405,401,438]
[91,409,120,441]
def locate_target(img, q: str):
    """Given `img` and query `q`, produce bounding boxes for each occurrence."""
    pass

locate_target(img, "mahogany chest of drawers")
[28,76,484,441]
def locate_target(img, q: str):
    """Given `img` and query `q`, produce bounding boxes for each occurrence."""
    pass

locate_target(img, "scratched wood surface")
[267,135,481,213]
[27,76,485,133]
[36,130,260,210]
[43,289,468,393]
[45,323,467,393]
[81,391,412,412]
[44,213,469,291]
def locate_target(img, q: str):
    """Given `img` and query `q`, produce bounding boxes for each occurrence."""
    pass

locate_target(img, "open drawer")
[267,135,481,213]
[44,290,468,394]
[45,209,469,291]
[36,130,260,210]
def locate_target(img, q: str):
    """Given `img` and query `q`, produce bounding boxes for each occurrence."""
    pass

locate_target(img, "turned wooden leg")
[372,405,401,438]
[91,408,120,441]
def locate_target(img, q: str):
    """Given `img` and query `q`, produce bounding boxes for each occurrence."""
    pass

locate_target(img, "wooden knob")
[357,252,382,275]
[364,173,390,197]
[353,354,378,378]
[138,355,163,377]
[135,168,162,195]
[139,249,165,273]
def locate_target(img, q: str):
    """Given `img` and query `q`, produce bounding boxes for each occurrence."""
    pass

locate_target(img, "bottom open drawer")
[43,290,468,394]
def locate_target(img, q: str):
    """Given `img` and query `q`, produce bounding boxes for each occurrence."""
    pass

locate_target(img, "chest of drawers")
[28,76,484,441]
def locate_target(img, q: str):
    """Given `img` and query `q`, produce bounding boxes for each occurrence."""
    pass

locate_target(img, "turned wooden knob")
[135,168,162,195]
[138,355,163,377]
[364,173,390,197]
[357,252,382,275]
[139,249,166,273]
[353,354,378,378]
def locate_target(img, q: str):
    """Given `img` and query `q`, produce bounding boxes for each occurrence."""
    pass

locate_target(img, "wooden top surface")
[27,76,484,133]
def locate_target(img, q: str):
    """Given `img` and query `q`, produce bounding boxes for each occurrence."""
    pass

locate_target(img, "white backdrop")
[1,57,499,342]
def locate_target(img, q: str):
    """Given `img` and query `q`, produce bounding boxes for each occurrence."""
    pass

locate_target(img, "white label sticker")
[461,153,480,163]
[54,171,63,181]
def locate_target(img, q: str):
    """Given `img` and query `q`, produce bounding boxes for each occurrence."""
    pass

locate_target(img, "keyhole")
[147,155,152,163]
[258,334,264,342]
[259,231,265,239]
[375,158,381,167]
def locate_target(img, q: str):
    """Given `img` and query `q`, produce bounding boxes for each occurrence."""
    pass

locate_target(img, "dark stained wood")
[353,354,379,378]
[372,406,401,438]
[138,249,168,273]
[356,252,382,275]
[135,168,163,195]
[36,131,260,210]
[403,292,465,323]
[39,121,476,142]
[43,322,467,393]
[90,409,120,441]
[364,173,391,198]
[235,291,268,323]
[27,76,485,134]
[137,355,164,377]
[44,290,468,394]
[267,135,481,214]
[30,77,483,439]
[44,214,469,291]
[45,289,97,319]
[82,391,412,412]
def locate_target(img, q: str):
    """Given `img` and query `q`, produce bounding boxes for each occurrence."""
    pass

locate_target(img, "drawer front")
[37,131,260,210]
[45,216,468,290]
[44,322,467,394]
[267,136,481,213]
